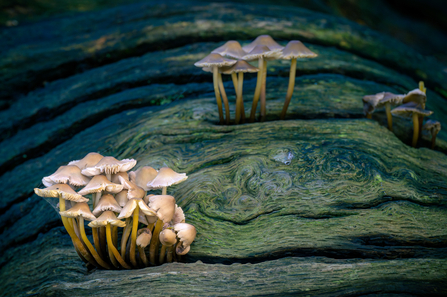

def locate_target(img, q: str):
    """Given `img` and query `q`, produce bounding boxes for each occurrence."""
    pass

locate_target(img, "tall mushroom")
[403,87,427,140]
[81,156,136,181]
[147,167,188,195]
[194,53,237,124]
[422,120,441,149]
[129,166,158,191]
[221,60,259,124]
[362,91,405,131]
[278,41,318,120]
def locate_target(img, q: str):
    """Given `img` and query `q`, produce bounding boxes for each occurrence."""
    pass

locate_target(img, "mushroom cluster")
[34,153,196,270]
[362,82,441,148]
[194,35,317,125]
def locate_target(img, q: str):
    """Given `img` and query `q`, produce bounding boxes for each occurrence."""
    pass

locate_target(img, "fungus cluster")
[194,35,317,124]
[362,82,441,148]
[34,153,196,270]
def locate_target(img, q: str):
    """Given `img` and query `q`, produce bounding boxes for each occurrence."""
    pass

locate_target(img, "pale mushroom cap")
[92,194,122,216]
[378,92,405,106]
[423,120,441,134]
[147,167,188,189]
[362,92,385,115]
[242,45,278,61]
[160,229,177,246]
[139,212,149,225]
[403,89,427,105]
[144,194,154,205]
[60,202,96,221]
[119,175,146,199]
[172,204,185,224]
[111,172,129,184]
[176,244,190,255]
[77,175,123,195]
[68,152,104,170]
[115,190,129,207]
[279,40,317,59]
[194,53,237,68]
[211,40,247,59]
[148,195,176,223]
[81,156,137,176]
[88,211,126,228]
[117,198,156,219]
[242,35,284,53]
[34,184,88,203]
[129,166,158,191]
[174,223,197,247]
[42,165,91,187]
[221,60,259,74]
[391,102,433,117]
[136,228,152,247]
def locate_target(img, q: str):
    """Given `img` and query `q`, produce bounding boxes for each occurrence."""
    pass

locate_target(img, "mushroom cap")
[423,120,441,134]
[77,175,123,195]
[34,184,88,202]
[81,156,137,176]
[174,223,197,247]
[42,165,91,187]
[211,40,247,59]
[117,198,156,219]
[115,190,129,207]
[242,35,284,53]
[68,152,104,170]
[221,60,259,74]
[379,92,405,106]
[111,172,129,184]
[139,212,149,225]
[88,211,126,228]
[129,166,158,191]
[194,53,237,68]
[92,194,122,216]
[279,40,317,59]
[118,175,146,199]
[391,102,433,117]
[159,229,177,246]
[403,89,427,105]
[147,167,188,189]
[176,244,190,255]
[362,92,404,115]
[148,195,176,223]
[60,202,96,221]
[172,204,185,225]
[136,228,152,247]
[242,45,279,61]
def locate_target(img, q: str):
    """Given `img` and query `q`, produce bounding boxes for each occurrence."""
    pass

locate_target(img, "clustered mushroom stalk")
[34,153,196,270]
[422,120,441,149]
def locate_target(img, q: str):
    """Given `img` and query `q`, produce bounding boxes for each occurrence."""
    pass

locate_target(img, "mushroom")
[147,167,188,195]
[42,165,91,188]
[362,92,405,131]
[159,229,177,264]
[129,166,158,191]
[422,120,441,149]
[111,172,129,184]
[77,175,123,207]
[136,228,152,267]
[162,204,185,263]
[403,87,427,140]
[92,194,122,216]
[391,102,433,147]
[118,198,156,267]
[81,156,136,181]
[174,223,197,256]
[89,211,130,269]
[60,203,111,269]
[194,53,237,124]
[278,41,318,120]
[118,175,146,200]
[147,195,176,265]
[68,152,103,170]
[221,60,259,124]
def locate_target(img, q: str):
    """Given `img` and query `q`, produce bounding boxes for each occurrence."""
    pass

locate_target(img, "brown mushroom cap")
[136,228,152,248]
[60,202,96,221]
[221,60,259,74]
[279,40,317,59]
[34,184,88,203]
[391,102,433,117]
[148,195,176,223]
[111,172,129,184]
[423,120,441,134]
[115,190,129,207]
[81,156,137,176]
[42,165,91,188]
[118,176,146,199]
[129,166,158,191]
[403,89,427,105]
[242,35,284,53]
[242,45,278,61]
[172,204,185,225]
[159,229,177,246]
[379,92,405,106]
[117,198,156,219]
[77,175,123,195]
[92,194,122,216]
[174,223,197,247]
[176,244,190,255]
[362,92,384,115]
[194,53,237,68]
[147,167,188,189]
[68,152,103,170]
[88,211,126,228]
[211,40,247,59]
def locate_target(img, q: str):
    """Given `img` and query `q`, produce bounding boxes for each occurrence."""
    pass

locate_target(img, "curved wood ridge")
[0,0,447,296]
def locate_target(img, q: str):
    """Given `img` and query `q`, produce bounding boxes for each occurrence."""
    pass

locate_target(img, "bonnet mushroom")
[147,167,188,195]
[136,228,152,267]
[78,175,123,207]
[42,165,91,188]
[174,223,197,256]
[362,92,405,131]
[129,166,158,191]
[422,120,441,149]
[81,156,136,181]
[159,229,177,264]
[68,152,103,170]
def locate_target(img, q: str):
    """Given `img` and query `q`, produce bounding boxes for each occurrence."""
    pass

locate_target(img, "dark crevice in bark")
[336,196,447,210]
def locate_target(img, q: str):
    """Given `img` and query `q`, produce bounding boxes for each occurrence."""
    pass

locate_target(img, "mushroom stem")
[231,73,238,94]
[79,217,112,269]
[260,60,268,122]
[106,223,131,269]
[218,73,230,125]
[92,227,105,260]
[138,246,149,267]
[366,113,372,119]
[59,197,98,268]
[129,205,140,267]
[280,58,297,120]
[94,192,101,208]
[412,113,419,147]
[167,246,174,263]
[162,186,167,195]
[107,237,120,268]
[385,102,393,131]
[235,72,244,124]
[99,227,107,259]
[431,130,438,149]
[149,219,163,265]
[120,217,132,259]
[250,57,264,123]
[159,245,167,264]
[112,225,118,247]
[213,65,224,124]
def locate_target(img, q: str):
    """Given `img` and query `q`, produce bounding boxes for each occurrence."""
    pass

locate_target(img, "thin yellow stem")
[385,102,393,131]
[213,66,224,124]
[130,206,140,267]
[235,72,244,124]
[79,217,111,269]
[250,57,264,122]
[149,220,163,265]
[138,246,149,267]
[159,245,167,264]
[218,73,230,125]
[120,217,132,259]
[412,113,419,147]
[431,131,438,149]
[167,246,174,263]
[260,60,268,122]
[106,224,131,269]
[280,58,297,120]
[92,227,105,260]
